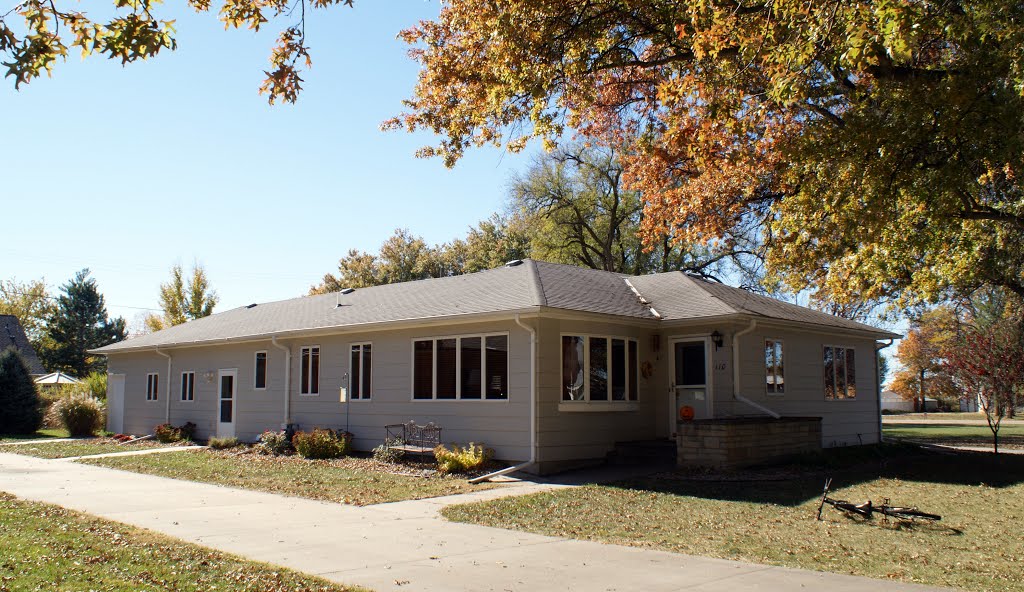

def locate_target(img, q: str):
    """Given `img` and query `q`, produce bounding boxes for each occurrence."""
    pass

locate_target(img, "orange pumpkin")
[679,405,695,421]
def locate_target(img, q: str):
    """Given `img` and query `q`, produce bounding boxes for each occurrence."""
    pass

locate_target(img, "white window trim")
[299,345,321,396]
[146,372,159,402]
[823,344,857,401]
[409,332,510,402]
[765,338,784,397]
[349,342,372,401]
[558,332,640,408]
[180,371,195,402]
[254,351,268,390]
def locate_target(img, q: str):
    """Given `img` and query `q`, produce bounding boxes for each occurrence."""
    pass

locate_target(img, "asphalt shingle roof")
[0,314,46,374]
[630,272,897,335]
[93,260,894,353]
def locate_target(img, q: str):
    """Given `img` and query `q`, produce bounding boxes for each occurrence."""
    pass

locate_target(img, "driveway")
[0,453,948,592]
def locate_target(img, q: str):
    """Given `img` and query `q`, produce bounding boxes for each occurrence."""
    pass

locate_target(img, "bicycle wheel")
[882,506,941,521]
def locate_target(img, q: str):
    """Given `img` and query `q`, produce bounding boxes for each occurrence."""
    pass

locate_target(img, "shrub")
[434,442,493,474]
[52,391,105,437]
[208,436,240,450]
[372,437,406,463]
[292,428,352,459]
[82,371,107,400]
[256,430,292,455]
[178,422,197,441]
[154,421,197,443]
[0,347,43,435]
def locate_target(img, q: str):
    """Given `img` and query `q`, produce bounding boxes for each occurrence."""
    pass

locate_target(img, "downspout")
[732,319,781,419]
[470,314,536,484]
[271,336,291,427]
[875,339,894,442]
[155,347,172,424]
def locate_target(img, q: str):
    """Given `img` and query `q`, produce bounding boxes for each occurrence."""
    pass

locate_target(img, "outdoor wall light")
[711,330,724,350]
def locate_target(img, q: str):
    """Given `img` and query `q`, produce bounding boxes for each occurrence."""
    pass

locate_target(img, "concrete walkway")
[0,453,948,592]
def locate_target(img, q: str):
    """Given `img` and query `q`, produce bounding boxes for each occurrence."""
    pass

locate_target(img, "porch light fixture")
[711,330,723,350]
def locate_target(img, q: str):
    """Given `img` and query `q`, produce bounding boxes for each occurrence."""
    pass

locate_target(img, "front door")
[217,369,237,438]
[670,338,711,436]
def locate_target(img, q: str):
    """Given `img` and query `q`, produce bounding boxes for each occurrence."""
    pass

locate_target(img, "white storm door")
[670,338,711,435]
[216,369,237,438]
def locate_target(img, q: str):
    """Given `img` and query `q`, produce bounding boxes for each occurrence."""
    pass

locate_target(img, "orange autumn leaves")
[389,0,1024,306]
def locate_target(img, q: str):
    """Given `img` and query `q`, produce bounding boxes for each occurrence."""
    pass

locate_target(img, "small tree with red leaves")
[944,321,1024,454]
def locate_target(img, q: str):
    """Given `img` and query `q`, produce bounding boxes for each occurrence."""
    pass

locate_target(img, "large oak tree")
[384,0,1024,308]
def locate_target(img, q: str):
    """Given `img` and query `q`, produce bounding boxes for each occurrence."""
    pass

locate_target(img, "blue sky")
[1,1,532,326]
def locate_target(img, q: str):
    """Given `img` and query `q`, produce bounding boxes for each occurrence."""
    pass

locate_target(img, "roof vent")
[341,288,355,295]
[504,259,524,267]
[245,303,258,309]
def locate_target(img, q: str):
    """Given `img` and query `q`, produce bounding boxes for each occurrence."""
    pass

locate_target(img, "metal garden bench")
[384,421,442,454]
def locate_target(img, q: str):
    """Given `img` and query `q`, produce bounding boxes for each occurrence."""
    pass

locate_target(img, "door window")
[675,342,706,386]
[219,374,234,423]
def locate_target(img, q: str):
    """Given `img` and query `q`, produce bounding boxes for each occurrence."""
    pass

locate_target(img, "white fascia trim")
[90,308,545,355]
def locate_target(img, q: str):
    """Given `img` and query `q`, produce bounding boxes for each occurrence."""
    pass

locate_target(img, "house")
[92,260,897,474]
[881,390,939,413]
[1,314,46,375]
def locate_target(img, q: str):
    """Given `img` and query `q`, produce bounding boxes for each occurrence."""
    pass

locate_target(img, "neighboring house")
[1,314,46,375]
[92,260,897,474]
[881,390,938,413]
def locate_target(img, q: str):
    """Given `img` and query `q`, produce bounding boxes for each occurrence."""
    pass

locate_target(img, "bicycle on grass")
[816,478,941,522]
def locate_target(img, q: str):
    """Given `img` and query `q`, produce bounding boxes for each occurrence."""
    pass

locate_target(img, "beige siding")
[106,313,884,470]
[535,317,661,465]
[719,322,881,446]
[108,320,531,461]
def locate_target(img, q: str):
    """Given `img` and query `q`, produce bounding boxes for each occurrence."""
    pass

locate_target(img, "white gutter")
[731,319,781,419]
[155,347,172,424]
[271,336,291,427]
[470,314,537,483]
[875,339,894,442]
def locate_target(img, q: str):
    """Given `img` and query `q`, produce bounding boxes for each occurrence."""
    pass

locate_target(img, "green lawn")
[0,427,70,443]
[82,449,500,505]
[443,446,1024,592]
[0,492,363,591]
[1,437,180,459]
[884,423,1024,450]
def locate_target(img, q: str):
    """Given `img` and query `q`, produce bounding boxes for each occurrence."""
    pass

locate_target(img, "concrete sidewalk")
[0,453,948,592]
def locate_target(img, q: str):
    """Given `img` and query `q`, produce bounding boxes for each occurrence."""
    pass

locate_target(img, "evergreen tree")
[0,347,42,434]
[41,269,126,376]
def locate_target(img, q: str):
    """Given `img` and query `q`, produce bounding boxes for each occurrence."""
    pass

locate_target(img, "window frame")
[180,371,195,402]
[409,332,510,401]
[299,345,320,396]
[559,333,640,405]
[146,372,159,402]
[254,351,268,390]
[765,338,784,396]
[823,344,857,400]
[349,342,372,401]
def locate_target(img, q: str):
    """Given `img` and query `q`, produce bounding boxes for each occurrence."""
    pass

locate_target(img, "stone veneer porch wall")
[677,417,822,469]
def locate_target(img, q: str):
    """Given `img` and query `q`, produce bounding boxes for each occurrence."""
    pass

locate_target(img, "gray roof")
[629,272,898,335]
[0,314,46,374]
[93,260,894,353]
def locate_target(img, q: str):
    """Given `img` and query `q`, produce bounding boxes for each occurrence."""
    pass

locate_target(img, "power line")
[0,288,161,313]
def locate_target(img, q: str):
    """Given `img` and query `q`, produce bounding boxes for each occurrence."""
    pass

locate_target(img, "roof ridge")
[524,259,548,307]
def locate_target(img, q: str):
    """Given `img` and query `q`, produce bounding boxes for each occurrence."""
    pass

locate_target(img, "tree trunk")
[919,369,926,413]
